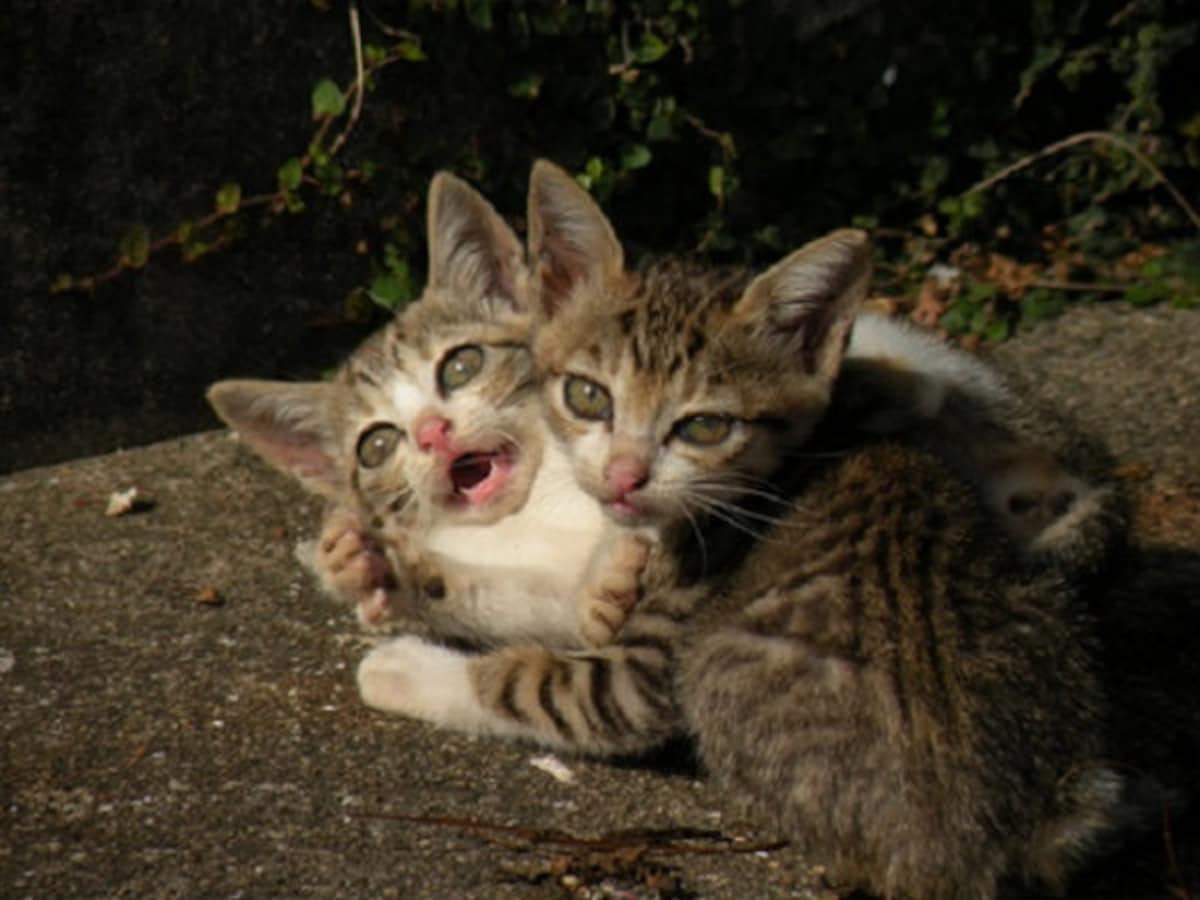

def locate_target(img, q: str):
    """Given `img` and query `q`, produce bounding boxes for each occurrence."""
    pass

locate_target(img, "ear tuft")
[427,172,525,311]
[527,159,625,318]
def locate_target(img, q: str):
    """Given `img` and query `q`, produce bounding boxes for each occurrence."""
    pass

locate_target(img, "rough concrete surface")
[2,303,1198,899]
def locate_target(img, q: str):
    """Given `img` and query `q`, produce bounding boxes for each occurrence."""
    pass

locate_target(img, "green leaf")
[1139,259,1165,279]
[708,165,725,201]
[396,38,427,62]
[311,78,346,118]
[119,226,151,269]
[508,73,543,99]
[635,31,670,64]
[1125,281,1166,307]
[982,317,1011,343]
[465,0,493,30]
[938,303,972,334]
[277,158,304,192]
[1020,288,1066,326]
[368,268,415,312]
[215,182,242,215]
[621,143,652,170]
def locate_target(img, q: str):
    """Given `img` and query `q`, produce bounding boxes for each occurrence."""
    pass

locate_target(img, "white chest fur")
[424,439,611,589]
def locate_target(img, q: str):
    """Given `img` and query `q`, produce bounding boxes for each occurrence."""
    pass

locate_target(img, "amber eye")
[356,424,402,468]
[438,345,485,393]
[563,375,612,421]
[675,414,733,446]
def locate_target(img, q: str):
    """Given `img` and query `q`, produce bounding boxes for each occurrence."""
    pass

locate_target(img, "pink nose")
[605,454,649,498]
[416,415,453,453]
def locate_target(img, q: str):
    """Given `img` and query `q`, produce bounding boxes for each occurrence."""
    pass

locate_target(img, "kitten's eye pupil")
[563,375,612,421]
[438,345,485,393]
[357,424,402,468]
[676,414,733,446]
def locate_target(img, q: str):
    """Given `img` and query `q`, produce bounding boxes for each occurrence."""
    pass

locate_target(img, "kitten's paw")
[356,636,482,727]
[313,507,394,606]
[579,534,651,647]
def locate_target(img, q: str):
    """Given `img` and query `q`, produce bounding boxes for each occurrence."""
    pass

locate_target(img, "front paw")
[356,636,475,722]
[311,507,398,625]
[579,534,651,647]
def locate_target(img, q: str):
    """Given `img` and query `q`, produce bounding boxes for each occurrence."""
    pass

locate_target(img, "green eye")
[675,414,733,446]
[563,375,612,421]
[438,345,485,393]
[357,424,402,468]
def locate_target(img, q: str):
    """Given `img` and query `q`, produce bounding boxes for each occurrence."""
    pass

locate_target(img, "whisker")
[683,493,775,543]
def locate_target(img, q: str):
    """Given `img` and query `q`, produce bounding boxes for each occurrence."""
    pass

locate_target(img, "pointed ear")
[426,171,525,310]
[206,379,347,498]
[526,159,625,318]
[735,228,871,383]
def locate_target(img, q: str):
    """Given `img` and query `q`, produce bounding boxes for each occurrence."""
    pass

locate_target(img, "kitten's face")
[337,299,541,530]
[535,263,844,529]
[525,160,869,530]
[207,170,541,534]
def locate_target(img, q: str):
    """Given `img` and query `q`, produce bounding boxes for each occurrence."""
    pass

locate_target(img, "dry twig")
[964,130,1200,232]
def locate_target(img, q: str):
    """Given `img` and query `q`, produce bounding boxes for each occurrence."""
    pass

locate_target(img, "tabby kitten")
[352,160,1126,900]
[208,171,641,649]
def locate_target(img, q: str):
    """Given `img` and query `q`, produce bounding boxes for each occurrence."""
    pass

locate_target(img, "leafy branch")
[965,129,1200,232]
[50,1,420,295]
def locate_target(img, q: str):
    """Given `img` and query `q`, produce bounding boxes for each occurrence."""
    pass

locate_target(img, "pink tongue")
[451,454,493,491]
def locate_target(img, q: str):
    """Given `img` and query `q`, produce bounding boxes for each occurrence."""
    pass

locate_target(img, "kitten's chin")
[600,497,660,529]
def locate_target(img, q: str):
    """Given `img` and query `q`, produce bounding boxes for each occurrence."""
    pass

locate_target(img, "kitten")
[349,161,1128,899]
[208,172,642,650]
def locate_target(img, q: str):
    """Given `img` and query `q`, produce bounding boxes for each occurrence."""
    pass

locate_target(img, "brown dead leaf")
[1109,462,1153,482]
[911,278,949,328]
[984,252,1039,298]
[194,585,224,606]
[863,295,900,316]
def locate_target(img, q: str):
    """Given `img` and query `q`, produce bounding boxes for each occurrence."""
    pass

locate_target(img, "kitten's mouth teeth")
[448,447,515,506]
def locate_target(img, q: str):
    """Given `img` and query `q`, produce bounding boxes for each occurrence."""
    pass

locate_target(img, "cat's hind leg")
[356,630,679,755]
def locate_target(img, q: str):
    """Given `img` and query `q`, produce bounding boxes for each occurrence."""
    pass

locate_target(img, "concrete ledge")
[3,304,1198,898]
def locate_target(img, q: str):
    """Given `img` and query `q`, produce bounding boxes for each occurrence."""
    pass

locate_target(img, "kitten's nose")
[415,415,453,453]
[605,454,649,497]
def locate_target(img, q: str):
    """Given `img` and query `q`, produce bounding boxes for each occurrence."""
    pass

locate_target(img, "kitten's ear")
[735,228,871,383]
[206,379,347,498]
[527,159,625,318]
[426,171,525,310]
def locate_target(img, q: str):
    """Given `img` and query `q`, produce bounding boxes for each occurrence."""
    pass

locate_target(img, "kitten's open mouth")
[448,447,516,507]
